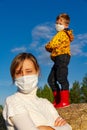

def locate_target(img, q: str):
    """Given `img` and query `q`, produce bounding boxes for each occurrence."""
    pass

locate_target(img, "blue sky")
[0,0,87,105]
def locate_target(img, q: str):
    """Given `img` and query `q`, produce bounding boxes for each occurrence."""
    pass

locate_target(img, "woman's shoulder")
[37,96,52,105]
[3,92,27,121]
[5,92,20,104]
[4,92,26,113]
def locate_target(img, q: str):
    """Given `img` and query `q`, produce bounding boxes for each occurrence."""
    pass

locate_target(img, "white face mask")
[15,75,38,94]
[55,24,64,32]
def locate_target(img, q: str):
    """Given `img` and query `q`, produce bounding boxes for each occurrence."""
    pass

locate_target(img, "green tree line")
[0,73,87,130]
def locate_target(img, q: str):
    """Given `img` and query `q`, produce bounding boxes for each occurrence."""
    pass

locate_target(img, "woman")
[3,52,72,130]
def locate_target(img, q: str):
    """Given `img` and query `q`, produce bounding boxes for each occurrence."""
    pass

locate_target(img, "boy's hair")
[56,13,70,24]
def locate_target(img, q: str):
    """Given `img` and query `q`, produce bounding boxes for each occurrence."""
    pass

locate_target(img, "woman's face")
[14,59,38,78]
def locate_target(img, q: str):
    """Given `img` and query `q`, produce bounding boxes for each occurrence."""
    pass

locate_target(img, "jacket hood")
[64,29,74,42]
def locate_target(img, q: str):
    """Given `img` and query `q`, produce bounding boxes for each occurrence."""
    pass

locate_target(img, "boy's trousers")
[48,54,71,91]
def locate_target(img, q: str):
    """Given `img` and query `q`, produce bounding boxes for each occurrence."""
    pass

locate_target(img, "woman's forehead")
[16,59,35,70]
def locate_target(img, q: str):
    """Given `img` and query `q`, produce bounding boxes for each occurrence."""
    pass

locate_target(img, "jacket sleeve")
[45,32,62,52]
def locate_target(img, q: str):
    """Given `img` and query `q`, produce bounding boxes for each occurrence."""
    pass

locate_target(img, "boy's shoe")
[55,90,70,108]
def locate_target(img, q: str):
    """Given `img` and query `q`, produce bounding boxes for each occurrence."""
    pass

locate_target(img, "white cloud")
[11,47,27,53]
[29,22,55,48]
[32,24,54,39]
[71,33,87,56]
[28,22,55,65]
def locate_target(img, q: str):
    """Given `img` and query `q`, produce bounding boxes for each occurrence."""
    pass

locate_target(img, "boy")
[45,13,74,108]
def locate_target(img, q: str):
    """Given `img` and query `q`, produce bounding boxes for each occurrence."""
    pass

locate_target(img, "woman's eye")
[15,71,21,75]
[26,70,32,73]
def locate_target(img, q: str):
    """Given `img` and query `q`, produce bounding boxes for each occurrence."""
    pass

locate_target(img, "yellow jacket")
[45,29,74,59]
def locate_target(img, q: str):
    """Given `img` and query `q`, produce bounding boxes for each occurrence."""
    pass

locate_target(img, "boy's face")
[56,18,69,29]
